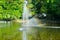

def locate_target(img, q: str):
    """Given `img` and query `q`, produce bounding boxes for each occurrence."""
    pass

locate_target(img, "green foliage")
[0,0,24,20]
[28,0,60,20]
[0,0,60,20]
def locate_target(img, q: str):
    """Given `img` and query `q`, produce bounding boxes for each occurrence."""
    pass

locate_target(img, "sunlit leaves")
[0,6,3,12]
[41,6,47,13]
[46,0,54,3]
[0,0,23,20]
[28,4,34,8]
[46,0,49,3]
[51,0,54,3]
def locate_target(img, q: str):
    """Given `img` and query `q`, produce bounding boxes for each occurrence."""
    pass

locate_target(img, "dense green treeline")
[0,0,24,20]
[0,0,60,20]
[28,0,60,20]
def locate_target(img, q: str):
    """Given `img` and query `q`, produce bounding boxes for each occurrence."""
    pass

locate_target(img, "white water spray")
[21,0,29,40]
[19,0,39,40]
[22,0,28,40]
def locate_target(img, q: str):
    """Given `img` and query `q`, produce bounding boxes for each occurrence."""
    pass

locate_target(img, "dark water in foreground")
[0,21,60,40]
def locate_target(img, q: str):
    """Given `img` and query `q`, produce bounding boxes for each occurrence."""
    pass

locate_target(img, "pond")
[0,21,22,40]
[0,21,60,40]
[27,27,60,40]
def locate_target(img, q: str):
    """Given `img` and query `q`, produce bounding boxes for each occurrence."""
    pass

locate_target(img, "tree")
[0,0,24,20]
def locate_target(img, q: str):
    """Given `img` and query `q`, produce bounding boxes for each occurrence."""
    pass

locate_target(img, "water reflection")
[0,21,60,40]
[0,21,22,40]
[27,27,60,40]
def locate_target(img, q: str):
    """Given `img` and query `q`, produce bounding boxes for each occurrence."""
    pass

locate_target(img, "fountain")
[19,0,29,40]
[19,0,60,40]
[19,0,41,40]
